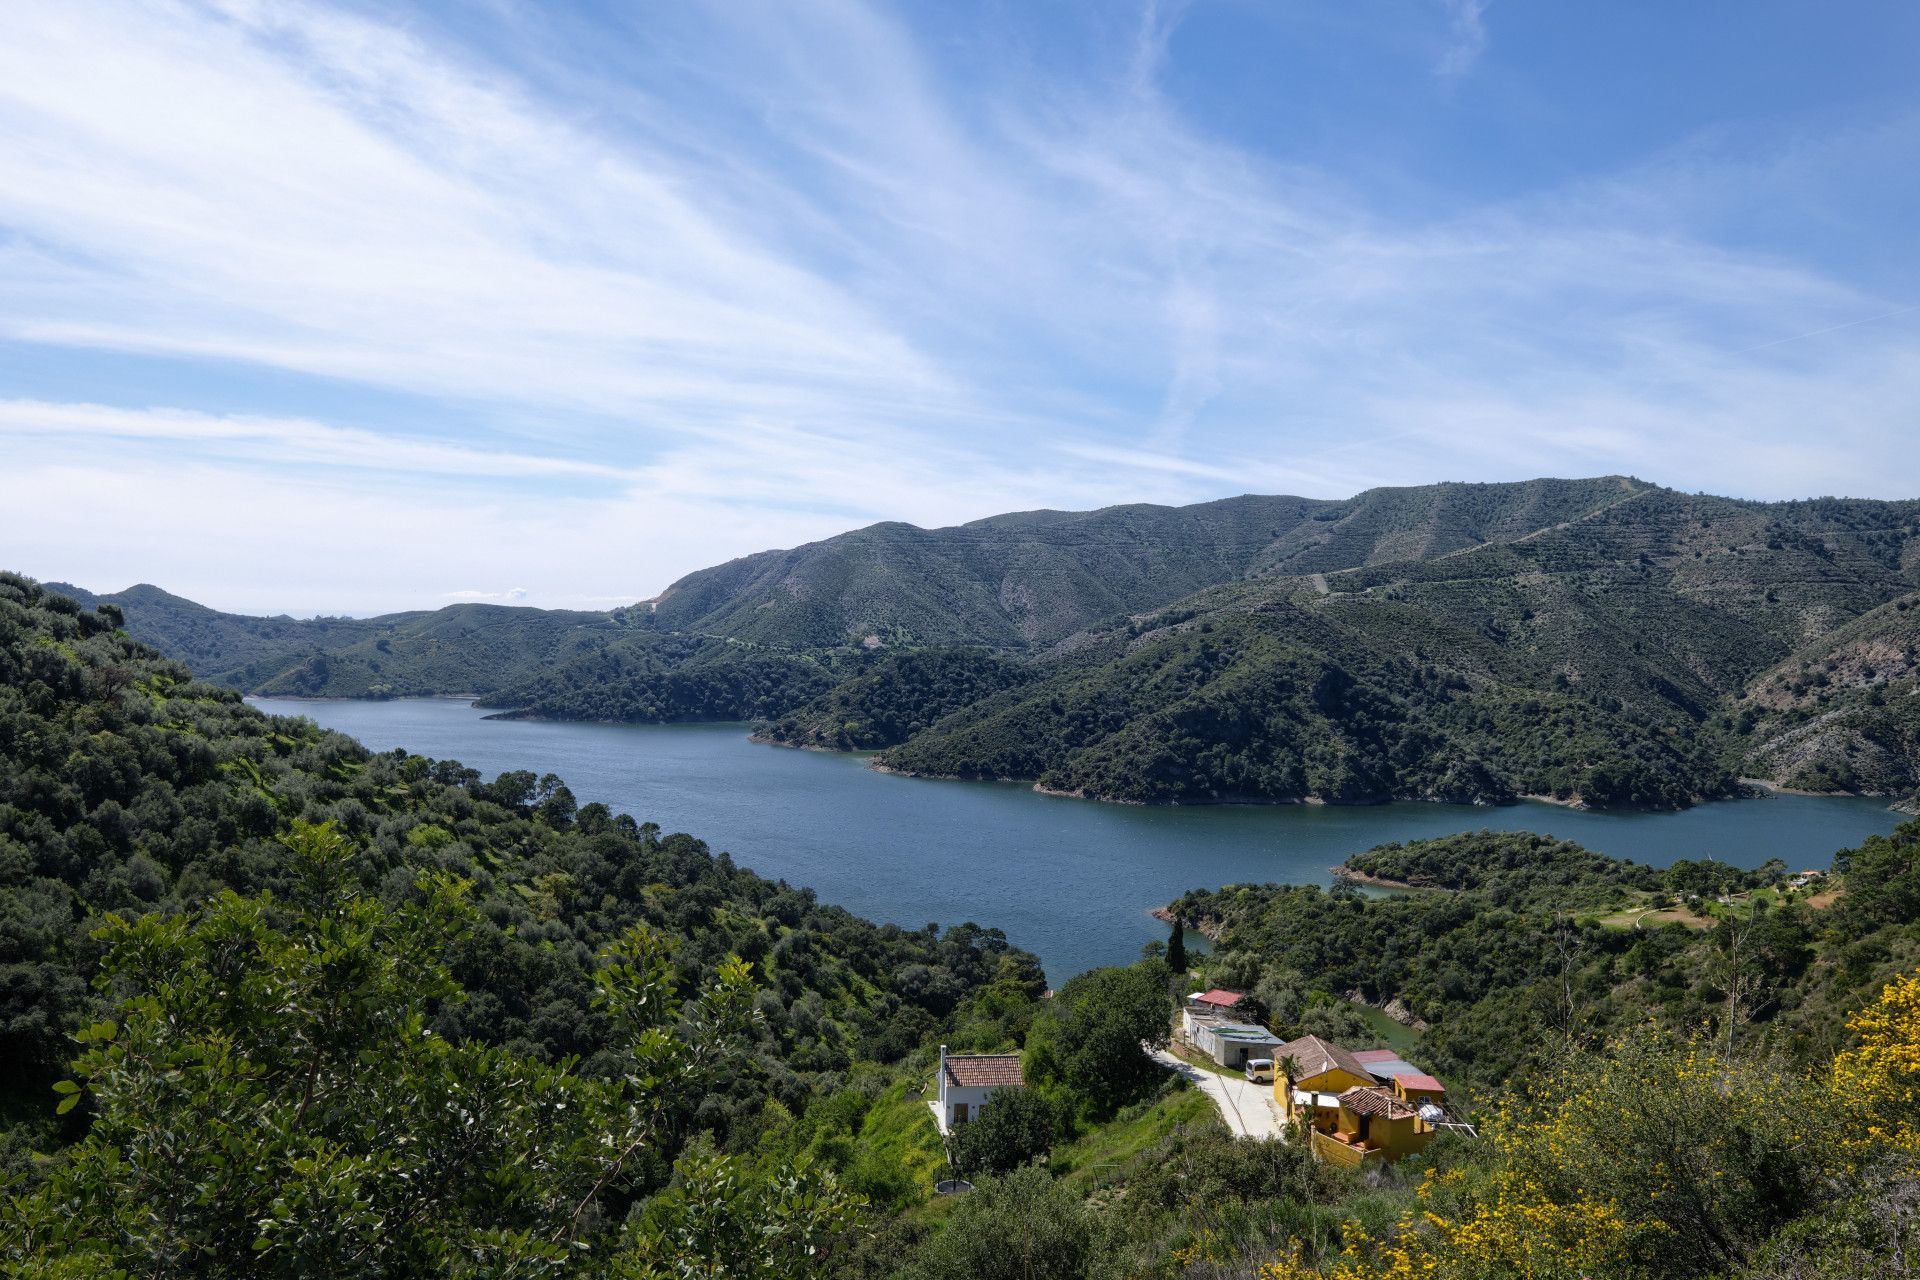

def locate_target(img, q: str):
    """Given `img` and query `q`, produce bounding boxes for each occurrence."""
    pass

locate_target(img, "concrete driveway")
[1150,1048,1285,1140]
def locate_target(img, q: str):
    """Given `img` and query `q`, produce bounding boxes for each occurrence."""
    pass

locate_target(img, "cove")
[252,697,1909,984]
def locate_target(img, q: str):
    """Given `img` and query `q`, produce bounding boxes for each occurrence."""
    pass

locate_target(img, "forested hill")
[0,572,1040,1204]
[645,476,1647,648]
[867,485,1920,806]
[8,574,1920,1277]
[49,476,1648,691]
[41,475,1920,808]
[1173,824,1920,1091]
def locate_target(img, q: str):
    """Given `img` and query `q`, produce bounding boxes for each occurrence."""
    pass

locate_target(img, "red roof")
[1193,989,1245,1008]
[1351,1049,1400,1063]
[943,1054,1025,1088]
[1397,1073,1446,1094]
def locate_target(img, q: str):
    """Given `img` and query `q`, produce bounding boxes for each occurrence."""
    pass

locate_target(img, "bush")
[948,1089,1055,1178]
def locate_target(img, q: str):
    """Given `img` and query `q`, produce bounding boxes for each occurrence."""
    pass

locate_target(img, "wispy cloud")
[0,400,628,483]
[1434,0,1491,80]
[0,0,1915,612]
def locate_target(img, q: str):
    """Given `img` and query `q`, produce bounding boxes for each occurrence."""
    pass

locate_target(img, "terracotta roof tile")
[943,1054,1025,1088]
[1397,1073,1446,1094]
[1279,1036,1372,1083]
[1340,1085,1419,1120]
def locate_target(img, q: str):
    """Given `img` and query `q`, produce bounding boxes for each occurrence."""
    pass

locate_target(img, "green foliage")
[1340,830,1664,907]
[1027,960,1172,1113]
[1835,819,1920,928]
[946,1088,1055,1178]
[0,571,1036,1177]
[624,1146,865,1280]
[0,822,861,1277]
[899,1166,1096,1280]
[1481,1026,1836,1278]
[480,642,852,724]
[763,648,1032,750]
[1175,827,1874,1092]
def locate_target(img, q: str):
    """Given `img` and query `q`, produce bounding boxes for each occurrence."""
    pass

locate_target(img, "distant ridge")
[29,475,1920,809]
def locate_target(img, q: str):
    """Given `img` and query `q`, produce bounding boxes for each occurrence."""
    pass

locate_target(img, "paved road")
[1150,1049,1285,1140]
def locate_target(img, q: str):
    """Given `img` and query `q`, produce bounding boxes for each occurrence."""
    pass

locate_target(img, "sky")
[2,1,1918,615]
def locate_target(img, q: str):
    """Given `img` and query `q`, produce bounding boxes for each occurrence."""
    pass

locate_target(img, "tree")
[947,1089,1055,1178]
[0,822,863,1278]
[1037,960,1172,1110]
[1167,916,1188,974]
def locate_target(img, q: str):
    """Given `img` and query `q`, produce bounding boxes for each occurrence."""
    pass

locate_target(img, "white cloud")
[0,0,1916,614]
[0,399,628,482]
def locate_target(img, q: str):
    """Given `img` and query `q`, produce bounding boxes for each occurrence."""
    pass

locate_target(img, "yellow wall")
[1332,1103,1434,1161]
[1275,1066,1374,1121]
[1395,1079,1445,1106]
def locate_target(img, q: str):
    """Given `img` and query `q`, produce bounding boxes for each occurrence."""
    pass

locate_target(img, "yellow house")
[1273,1035,1376,1132]
[1275,1039,1464,1167]
[1314,1085,1436,1166]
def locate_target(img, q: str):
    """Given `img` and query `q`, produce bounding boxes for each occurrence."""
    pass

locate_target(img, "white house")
[932,1046,1025,1135]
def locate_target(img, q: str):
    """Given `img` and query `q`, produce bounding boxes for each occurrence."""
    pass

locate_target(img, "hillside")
[7,570,1920,1278]
[645,477,1648,649]
[46,580,626,697]
[868,486,1920,806]
[1174,824,1920,1089]
[45,477,1920,809]
[0,572,1040,1193]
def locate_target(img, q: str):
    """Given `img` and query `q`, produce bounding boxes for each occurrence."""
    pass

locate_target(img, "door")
[953,1103,969,1124]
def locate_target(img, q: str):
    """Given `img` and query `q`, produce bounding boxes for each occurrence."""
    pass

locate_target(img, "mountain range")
[41,475,1920,808]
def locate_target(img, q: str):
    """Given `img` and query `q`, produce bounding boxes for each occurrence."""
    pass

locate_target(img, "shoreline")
[249,692,484,704]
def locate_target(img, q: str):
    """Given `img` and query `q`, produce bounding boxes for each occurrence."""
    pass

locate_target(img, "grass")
[851,1077,950,1213]
[1596,903,1713,930]
[1597,883,1845,931]
[1051,1086,1222,1193]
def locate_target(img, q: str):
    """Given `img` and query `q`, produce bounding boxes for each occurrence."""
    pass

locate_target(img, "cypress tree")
[1167,915,1188,974]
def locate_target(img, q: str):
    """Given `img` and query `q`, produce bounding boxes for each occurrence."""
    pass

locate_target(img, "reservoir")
[254,697,1909,983]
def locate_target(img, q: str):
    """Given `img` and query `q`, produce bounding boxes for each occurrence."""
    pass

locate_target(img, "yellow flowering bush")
[1249,1025,1838,1279]
[1830,968,1920,1154]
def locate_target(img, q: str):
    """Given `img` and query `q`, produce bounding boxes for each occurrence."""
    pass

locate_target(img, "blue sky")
[2,0,1918,614]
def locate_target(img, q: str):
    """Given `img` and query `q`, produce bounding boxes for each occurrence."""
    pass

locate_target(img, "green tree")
[1167,916,1188,974]
[0,822,862,1279]
[947,1089,1055,1178]
[1034,960,1172,1111]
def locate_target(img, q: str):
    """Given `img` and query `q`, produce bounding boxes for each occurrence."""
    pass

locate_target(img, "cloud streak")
[0,0,1915,612]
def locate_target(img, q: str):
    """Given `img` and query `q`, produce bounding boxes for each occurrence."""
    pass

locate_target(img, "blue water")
[252,698,1908,983]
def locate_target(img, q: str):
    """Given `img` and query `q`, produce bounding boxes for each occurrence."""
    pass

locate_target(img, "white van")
[1244,1058,1275,1084]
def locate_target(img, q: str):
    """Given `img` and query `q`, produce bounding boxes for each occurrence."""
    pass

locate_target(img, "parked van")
[1244,1058,1274,1084]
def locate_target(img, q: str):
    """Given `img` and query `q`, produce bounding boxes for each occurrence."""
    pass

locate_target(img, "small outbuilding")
[932,1046,1024,1135]
[1191,1020,1286,1070]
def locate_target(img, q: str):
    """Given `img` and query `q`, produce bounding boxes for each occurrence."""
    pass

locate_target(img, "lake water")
[252,698,1909,983]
